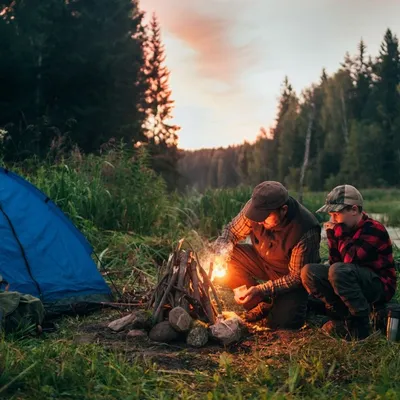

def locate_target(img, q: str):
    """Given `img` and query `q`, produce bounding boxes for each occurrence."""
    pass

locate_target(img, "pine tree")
[143,13,180,189]
[320,68,328,84]
[352,40,373,120]
[143,13,179,145]
[272,77,300,184]
[314,68,353,188]
[60,0,148,151]
[0,0,71,159]
[339,121,383,187]
[0,0,148,158]
[373,29,400,184]
[270,77,296,181]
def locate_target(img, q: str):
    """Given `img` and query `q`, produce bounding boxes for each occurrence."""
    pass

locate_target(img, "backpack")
[0,277,45,333]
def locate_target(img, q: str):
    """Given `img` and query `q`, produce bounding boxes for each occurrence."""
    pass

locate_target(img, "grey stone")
[127,329,148,339]
[210,313,245,345]
[131,310,152,330]
[186,321,209,348]
[169,307,192,333]
[108,313,136,332]
[108,310,152,332]
[149,321,179,343]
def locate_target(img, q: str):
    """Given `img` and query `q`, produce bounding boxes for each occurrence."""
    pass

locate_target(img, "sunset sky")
[139,0,400,150]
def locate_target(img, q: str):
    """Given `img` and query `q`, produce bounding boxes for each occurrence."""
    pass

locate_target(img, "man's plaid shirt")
[215,201,321,297]
[327,213,397,301]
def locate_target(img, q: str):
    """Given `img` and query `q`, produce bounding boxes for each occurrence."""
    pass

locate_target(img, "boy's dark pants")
[301,262,385,317]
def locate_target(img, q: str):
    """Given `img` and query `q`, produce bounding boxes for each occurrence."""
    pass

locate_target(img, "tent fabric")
[0,168,111,308]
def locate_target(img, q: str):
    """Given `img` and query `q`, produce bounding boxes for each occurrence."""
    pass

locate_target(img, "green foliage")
[179,29,400,192]
[177,186,252,238]
[8,146,175,237]
[0,0,149,157]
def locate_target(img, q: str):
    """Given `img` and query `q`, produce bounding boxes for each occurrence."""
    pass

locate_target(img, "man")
[301,184,397,340]
[214,181,321,329]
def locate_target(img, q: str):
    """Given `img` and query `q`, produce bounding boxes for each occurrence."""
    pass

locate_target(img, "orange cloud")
[140,0,262,87]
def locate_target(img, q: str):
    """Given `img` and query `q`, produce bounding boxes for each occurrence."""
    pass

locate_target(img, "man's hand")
[324,221,336,231]
[236,285,263,305]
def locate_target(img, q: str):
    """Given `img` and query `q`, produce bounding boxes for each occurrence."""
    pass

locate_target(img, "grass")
[177,188,400,237]
[0,337,177,399]
[2,151,400,398]
[3,321,400,399]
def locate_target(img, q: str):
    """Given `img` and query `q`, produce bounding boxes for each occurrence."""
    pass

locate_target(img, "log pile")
[148,239,223,325]
[107,239,246,347]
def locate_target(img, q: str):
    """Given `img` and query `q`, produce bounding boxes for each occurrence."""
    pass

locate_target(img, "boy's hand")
[324,221,336,231]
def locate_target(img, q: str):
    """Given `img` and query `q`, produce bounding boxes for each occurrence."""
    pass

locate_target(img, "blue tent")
[0,168,112,312]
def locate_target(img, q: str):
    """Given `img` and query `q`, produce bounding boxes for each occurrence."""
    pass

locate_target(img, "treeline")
[179,29,400,191]
[0,1,179,187]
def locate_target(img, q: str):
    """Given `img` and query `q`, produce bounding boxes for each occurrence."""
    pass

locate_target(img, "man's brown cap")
[245,181,289,222]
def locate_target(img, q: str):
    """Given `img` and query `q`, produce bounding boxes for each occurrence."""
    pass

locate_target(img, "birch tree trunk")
[298,104,315,204]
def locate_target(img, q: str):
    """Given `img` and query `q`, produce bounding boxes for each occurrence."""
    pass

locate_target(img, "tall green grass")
[178,187,400,237]
[7,148,400,241]
[176,187,252,238]
[3,147,185,283]
[10,147,177,237]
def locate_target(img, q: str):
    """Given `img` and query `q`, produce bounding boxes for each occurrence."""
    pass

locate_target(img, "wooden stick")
[175,251,188,306]
[184,293,209,322]
[158,253,173,282]
[198,264,223,314]
[167,291,175,310]
[208,262,214,281]
[153,265,179,324]
[147,270,169,310]
[190,258,201,303]
[194,267,216,323]
[98,301,142,307]
[182,242,223,315]
[199,285,215,324]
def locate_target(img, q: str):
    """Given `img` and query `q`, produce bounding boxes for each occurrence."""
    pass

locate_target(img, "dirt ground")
[71,286,329,374]
[76,317,321,373]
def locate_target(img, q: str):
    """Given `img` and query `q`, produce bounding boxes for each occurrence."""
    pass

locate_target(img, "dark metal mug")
[387,306,400,342]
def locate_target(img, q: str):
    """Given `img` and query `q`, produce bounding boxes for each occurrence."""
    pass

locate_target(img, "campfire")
[148,239,223,325]
[108,239,246,347]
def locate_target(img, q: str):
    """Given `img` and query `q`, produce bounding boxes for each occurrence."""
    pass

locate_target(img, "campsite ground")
[2,238,400,399]
[2,269,400,400]
[1,254,399,399]
[3,304,400,399]
[2,159,400,399]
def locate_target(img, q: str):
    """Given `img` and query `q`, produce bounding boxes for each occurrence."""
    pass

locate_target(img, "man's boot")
[245,301,272,322]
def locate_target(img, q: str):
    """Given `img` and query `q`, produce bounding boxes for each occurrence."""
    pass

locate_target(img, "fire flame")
[210,255,227,281]
[213,263,227,279]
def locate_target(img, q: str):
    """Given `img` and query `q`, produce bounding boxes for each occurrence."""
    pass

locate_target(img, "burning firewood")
[147,239,223,325]
[108,239,246,347]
